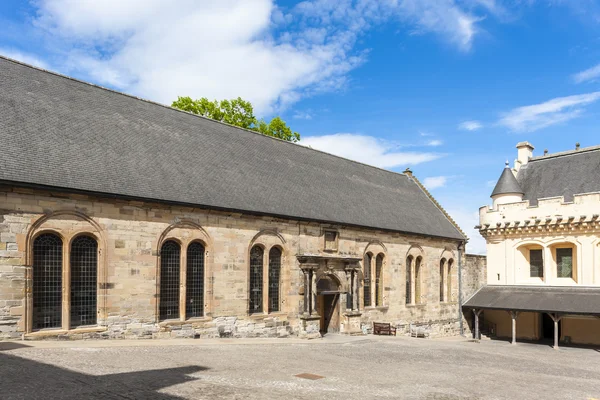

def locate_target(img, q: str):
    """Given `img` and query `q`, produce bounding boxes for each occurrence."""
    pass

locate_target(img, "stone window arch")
[405,246,425,305]
[32,233,63,330]
[159,240,181,321]
[249,245,264,314]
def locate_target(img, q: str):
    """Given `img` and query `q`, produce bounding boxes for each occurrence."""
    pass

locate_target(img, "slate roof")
[491,163,523,197]
[464,285,600,315]
[0,56,465,240]
[517,145,600,204]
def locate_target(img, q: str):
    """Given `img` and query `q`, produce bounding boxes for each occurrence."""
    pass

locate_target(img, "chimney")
[403,168,413,177]
[514,141,534,172]
[576,142,581,151]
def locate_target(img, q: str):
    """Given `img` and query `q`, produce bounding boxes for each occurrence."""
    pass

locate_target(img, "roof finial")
[505,160,509,167]
[403,167,413,177]
[576,142,581,150]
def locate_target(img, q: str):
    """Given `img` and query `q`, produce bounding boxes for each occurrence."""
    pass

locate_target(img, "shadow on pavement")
[0,352,206,399]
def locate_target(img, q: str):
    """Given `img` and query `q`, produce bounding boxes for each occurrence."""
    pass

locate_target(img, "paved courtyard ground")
[1,335,599,399]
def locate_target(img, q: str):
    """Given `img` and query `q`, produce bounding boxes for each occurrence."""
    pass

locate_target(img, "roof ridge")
[0,54,428,182]
[406,174,468,240]
[530,144,600,162]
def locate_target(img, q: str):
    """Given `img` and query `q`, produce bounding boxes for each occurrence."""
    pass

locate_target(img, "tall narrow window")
[439,259,445,302]
[70,236,97,328]
[268,247,281,313]
[159,240,180,321]
[447,260,453,302]
[415,257,422,304]
[363,253,372,307]
[249,246,264,313]
[406,256,412,304]
[186,241,205,319]
[556,248,573,278]
[529,249,544,278]
[32,233,63,330]
[375,254,383,306]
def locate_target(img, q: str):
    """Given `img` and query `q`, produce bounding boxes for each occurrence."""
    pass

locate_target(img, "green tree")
[172,96,300,142]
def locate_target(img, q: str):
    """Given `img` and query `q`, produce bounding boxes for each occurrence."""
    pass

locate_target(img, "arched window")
[375,254,384,306]
[268,247,281,313]
[363,252,372,307]
[249,245,264,313]
[70,235,98,328]
[439,259,446,302]
[160,240,181,321]
[406,256,413,305]
[186,241,205,319]
[447,259,453,302]
[32,233,63,330]
[415,256,422,304]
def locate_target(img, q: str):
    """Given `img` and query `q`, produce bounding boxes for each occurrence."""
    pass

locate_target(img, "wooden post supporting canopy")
[509,311,519,345]
[548,313,562,350]
[472,309,482,341]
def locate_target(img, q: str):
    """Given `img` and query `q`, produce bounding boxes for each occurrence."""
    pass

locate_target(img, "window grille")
[415,257,422,304]
[268,247,281,313]
[439,260,445,302]
[70,236,98,327]
[363,253,371,307]
[405,256,412,304]
[249,246,263,313]
[529,249,544,278]
[32,233,63,330]
[375,254,383,306]
[556,248,573,278]
[186,242,205,319]
[160,241,180,320]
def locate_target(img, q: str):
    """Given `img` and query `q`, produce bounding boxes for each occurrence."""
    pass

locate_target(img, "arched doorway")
[317,275,341,335]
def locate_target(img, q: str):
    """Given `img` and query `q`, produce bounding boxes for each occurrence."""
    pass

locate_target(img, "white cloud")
[458,120,483,131]
[300,133,442,169]
[427,139,443,146]
[293,110,313,120]
[423,176,448,189]
[24,0,501,115]
[498,92,600,132]
[0,48,48,69]
[572,63,600,84]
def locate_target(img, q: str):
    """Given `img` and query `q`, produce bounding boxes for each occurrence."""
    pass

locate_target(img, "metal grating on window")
[363,253,371,307]
[186,241,205,319]
[70,235,98,327]
[32,233,63,330]
[375,254,383,306]
[249,246,263,313]
[439,259,445,302]
[160,240,180,321]
[405,256,412,304]
[268,247,281,313]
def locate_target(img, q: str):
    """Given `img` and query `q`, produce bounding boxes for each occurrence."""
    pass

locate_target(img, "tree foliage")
[172,96,300,142]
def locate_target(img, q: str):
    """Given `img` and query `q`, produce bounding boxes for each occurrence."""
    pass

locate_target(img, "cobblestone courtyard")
[1,336,599,399]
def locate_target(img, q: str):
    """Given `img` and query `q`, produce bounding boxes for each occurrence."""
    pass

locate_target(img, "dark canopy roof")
[464,285,600,315]
[0,56,465,240]
[517,146,600,204]
[491,164,523,198]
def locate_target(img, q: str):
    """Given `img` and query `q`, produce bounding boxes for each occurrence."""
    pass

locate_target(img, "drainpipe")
[458,240,465,336]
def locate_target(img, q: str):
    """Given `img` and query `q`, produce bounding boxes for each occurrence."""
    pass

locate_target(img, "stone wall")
[461,254,487,336]
[0,185,474,340]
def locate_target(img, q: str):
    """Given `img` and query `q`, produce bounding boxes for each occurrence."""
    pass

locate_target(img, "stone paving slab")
[1,336,599,399]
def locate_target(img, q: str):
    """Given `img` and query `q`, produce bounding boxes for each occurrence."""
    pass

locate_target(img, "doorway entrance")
[316,275,341,335]
[541,313,561,340]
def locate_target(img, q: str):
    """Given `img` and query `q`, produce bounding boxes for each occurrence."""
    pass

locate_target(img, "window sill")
[26,326,107,337]
[405,303,427,308]
[363,306,389,312]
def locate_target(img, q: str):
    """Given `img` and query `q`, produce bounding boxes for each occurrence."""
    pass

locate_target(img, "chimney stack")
[514,141,534,173]
[403,168,413,177]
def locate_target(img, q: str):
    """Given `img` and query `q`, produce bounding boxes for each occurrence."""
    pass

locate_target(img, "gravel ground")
[0,336,599,400]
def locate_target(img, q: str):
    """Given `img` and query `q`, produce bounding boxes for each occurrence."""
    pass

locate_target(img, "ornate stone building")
[0,56,473,340]
[467,142,600,347]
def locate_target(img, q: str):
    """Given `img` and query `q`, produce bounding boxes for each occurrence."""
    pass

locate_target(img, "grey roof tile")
[0,56,465,240]
[491,163,524,197]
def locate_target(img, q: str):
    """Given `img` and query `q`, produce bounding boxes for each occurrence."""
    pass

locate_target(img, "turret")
[491,161,524,209]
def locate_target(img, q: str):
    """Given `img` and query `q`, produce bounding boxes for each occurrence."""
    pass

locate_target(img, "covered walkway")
[463,285,600,349]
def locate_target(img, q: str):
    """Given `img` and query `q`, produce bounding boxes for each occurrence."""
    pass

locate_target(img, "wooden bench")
[409,323,431,338]
[373,322,396,336]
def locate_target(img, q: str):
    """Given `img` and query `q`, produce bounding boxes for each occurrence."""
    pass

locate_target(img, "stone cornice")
[478,215,600,237]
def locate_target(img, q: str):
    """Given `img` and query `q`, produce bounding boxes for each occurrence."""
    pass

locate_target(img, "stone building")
[467,142,600,347]
[0,56,473,340]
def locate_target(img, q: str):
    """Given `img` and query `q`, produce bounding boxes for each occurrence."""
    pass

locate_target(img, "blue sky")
[3,1,600,253]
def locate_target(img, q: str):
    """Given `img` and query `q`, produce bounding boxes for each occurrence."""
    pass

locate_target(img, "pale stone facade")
[476,142,600,346]
[0,186,470,340]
